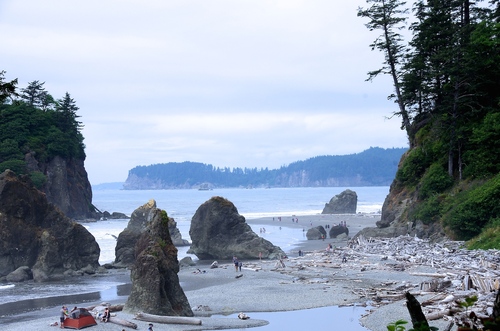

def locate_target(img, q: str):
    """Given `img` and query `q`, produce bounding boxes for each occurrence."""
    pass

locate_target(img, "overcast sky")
[1,1,409,185]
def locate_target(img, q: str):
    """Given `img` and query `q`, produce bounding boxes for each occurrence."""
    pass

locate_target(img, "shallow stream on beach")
[216,305,370,330]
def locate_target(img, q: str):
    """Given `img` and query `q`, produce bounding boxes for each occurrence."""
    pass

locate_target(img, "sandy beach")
[2,214,455,331]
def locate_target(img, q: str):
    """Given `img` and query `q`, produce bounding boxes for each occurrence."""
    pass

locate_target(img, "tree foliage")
[0,72,86,179]
[359,0,500,242]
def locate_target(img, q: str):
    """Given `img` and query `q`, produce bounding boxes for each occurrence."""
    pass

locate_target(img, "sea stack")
[124,206,193,316]
[322,189,358,214]
[188,196,285,260]
[114,199,189,267]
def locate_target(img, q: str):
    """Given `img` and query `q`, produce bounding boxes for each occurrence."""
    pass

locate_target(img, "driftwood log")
[134,312,202,325]
[109,316,138,329]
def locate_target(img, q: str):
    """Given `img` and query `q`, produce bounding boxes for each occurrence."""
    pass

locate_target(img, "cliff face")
[0,170,100,282]
[358,152,446,240]
[26,153,95,219]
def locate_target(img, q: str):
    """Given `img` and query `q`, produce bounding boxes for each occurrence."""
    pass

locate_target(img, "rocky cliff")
[188,196,285,260]
[25,153,96,220]
[0,170,100,282]
[356,153,446,240]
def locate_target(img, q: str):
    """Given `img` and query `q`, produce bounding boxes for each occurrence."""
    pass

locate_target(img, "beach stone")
[306,226,327,240]
[6,266,32,282]
[329,225,349,238]
[321,189,358,214]
[188,196,285,260]
[114,199,189,267]
[179,256,196,268]
[124,206,193,316]
[0,170,100,281]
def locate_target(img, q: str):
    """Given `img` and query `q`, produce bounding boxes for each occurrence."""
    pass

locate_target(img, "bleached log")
[134,312,202,325]
[426,309,451,320]
[409,272,447,278]
[109,316,138,329]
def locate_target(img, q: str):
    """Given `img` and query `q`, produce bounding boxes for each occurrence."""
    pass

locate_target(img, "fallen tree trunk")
[134,312,202,325]
[109,316,138,329]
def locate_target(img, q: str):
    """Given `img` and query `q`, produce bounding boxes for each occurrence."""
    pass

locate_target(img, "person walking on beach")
[233,256,239,272]
[148,322,154,330]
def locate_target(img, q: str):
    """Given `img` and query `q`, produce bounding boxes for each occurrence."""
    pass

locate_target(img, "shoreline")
[1,213,454,331]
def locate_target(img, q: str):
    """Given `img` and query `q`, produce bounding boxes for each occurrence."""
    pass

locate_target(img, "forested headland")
[0,72,85,187]
[357,0,500,247]
[123,147,407,189]
[0,72,95,218]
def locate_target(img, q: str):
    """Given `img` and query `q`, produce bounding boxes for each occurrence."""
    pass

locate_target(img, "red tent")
[64,308,97,329]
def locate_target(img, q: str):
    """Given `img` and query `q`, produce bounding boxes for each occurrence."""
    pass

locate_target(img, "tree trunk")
[405,292,431,331]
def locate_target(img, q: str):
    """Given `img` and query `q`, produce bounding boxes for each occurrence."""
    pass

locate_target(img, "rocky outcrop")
[101,211,129,220]
[306,226,327,240]
[321,189,358,214]
[114,200,189,267]
[329,225,349,238]
[188,196,285,260]
[25,153,97,220]
[124,207,193,316]
[0,170,100,282]
[356,182,446,239]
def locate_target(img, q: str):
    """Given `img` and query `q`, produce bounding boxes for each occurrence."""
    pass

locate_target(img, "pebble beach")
[2,214,457,331]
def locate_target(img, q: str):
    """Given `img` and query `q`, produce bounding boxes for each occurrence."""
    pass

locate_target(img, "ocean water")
[88,186,388,264]
[0,187,387,329]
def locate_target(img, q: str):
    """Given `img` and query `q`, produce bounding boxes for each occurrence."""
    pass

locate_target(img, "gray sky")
[1,1,408,185]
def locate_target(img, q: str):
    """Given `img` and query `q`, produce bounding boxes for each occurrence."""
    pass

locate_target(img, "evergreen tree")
[20,80,46,108]
[357,0,411,138]
[0,71,18,104]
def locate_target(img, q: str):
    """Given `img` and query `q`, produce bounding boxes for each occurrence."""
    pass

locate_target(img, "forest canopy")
[0,71,85,186]
[358,0,500,243]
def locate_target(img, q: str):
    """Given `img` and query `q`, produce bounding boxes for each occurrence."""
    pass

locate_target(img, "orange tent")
[64,308,97,329]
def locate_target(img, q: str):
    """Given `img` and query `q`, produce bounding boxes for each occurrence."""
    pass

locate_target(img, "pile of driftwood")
[352,235,499,328]
[277,235,500,328]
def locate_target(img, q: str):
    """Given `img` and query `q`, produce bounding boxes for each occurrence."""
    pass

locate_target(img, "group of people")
[59,306,82,328]
[59,305,154,330]
[232,256,242,272]
[59,305,110,328]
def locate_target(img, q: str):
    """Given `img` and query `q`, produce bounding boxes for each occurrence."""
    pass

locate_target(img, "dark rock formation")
[306,226,327,240]
[102,211,129,220]
[329,225,349,238]
[356,170,445,239]
[179,256,196,268]
[124,207,193,316]
[322,189,358,214]
[188,196,285,260]
[0,170,100,282]
[114,200,189,267]
[6,266,32,282]
[25,153,97,220]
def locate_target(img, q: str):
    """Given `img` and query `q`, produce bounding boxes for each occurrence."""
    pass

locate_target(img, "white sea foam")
[0,284,15,290]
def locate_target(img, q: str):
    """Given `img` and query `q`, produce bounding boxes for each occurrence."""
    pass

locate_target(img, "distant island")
[122,147,407,190]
